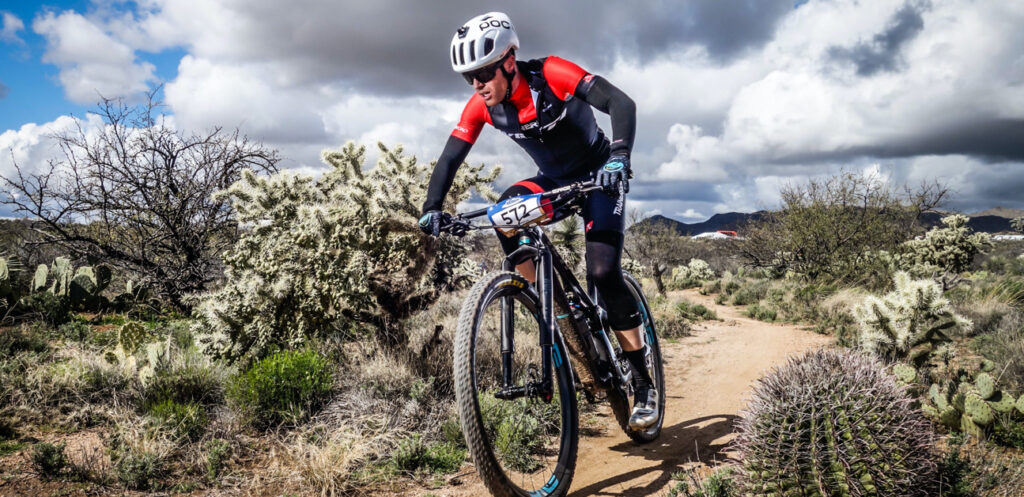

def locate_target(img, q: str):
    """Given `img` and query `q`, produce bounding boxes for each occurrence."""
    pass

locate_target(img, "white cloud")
[675,209,706,220]
[1,12,24,44]
[655,124,730,182]
[32,11,156,103]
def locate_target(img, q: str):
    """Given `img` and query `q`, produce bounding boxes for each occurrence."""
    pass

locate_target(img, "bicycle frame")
[495,225,628,402]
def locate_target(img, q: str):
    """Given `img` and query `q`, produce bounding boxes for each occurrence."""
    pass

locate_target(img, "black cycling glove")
[418,210,451,237]
[596,152,631,194]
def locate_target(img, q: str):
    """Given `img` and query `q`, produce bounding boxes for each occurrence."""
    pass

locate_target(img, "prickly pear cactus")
[735,349,936,496]
[49,257,72,296]
[118,321,149,354]
[921,365,1023,437]
[33,264,48,292]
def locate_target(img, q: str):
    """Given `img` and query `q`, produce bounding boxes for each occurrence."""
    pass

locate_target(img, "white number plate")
[487,193,547,235]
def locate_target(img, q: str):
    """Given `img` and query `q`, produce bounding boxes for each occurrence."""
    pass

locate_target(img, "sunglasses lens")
[463,62,500,84]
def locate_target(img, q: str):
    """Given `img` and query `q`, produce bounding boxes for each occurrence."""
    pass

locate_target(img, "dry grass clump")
[26,343,139,407]
[274,422,389,497]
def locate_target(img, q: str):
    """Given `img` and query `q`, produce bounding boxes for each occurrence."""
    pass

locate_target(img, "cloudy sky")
[2,0,1023,221]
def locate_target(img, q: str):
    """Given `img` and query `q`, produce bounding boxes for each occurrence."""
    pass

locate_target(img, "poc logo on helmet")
[480,19,512,30]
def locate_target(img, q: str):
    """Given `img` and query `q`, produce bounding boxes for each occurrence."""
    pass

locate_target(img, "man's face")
[471,57,514,107]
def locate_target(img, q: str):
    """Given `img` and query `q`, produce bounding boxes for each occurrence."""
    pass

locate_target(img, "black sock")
[622,347,653,390]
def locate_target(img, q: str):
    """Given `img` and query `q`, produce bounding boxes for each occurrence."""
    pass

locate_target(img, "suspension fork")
[497,244,555,400]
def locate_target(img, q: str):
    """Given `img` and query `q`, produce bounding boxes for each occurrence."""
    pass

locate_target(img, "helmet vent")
[483,38,494,56]
[468,40,476,61]
[458,43,465,65]
[451,45,457,66]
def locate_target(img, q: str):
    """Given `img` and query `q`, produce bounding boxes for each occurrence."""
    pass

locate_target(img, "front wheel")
[607,272,666,443]
[454,271,579,497]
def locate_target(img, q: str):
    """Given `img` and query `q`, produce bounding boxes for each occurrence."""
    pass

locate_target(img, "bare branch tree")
[625,210,689,295]
[737,171,947,282]
[0,92,279,309]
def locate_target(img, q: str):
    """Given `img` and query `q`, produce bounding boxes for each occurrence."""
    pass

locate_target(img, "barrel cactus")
[735,349,936,496]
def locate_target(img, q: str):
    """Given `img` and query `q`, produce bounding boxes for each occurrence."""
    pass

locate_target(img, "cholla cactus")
[621,258,646,276]
[1012,216,1024,234]
[902,214,991,289]
[668,258,715,289]
[192,142,499,359]
[735,349,936,496]
[854,272,970,364]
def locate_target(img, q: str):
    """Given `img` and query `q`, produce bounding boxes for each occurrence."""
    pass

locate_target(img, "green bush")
[700,279,721,295]
[228,349,333,428]
[477,390,559,473]
[115,450,165,490]
[723,280,741,296]
[676,300,718,321]
[730,281,767,306]
[390,434,465,475]
[0,325,49,357]
[147,400,207,442]
[31,442,68,477]
[744,304,777,322]
[205,439,231,480]
[17,292,71,326]
[55,320,91,341]
[668,467,737,497]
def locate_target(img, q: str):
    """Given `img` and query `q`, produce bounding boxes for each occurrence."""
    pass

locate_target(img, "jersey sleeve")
[450,94,490,144]
[542,56,595,101]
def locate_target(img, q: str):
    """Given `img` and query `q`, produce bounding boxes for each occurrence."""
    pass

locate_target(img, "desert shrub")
[147,400,207,442]
[649,294,691,338]
[390,434,465,475]
[902,214,992,290]
[193,142,498,360]
[676,300,717,321]
[730,281,767,306]
[699,279,721,295]
[735,349,936,496]
[115,450,165,490]
[55,320,91,341]
[204,439,231,480]
[738,171,944,282]
[0,324,49,357]
[744,304,777,322]
[477,390,559,473]
[970,309,1024,393]
[938,433,1024,496]
[141,345,230,408]
[15,292,70,326]
[31,442,68,477]
[228,348,333,428]
[853,272,970,364]
[723,279,741,296]
[667,467,737,497]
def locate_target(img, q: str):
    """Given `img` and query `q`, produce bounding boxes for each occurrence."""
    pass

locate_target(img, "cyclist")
[419,12,658,430]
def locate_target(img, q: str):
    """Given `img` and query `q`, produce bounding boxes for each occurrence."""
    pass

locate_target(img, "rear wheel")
[606,272,666,443]
[454,271,579,497]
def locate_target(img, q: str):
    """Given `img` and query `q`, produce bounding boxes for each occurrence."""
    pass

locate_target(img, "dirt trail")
[426,289,832,497]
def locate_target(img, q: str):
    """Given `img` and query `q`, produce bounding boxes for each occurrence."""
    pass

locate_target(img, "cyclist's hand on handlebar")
[596,152,630,194]
[418,210,451,237]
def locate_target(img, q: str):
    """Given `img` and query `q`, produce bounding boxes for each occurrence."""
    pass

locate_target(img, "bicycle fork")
[495,237,556,402]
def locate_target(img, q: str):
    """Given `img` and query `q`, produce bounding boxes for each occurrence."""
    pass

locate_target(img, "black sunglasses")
[462,59,505,85]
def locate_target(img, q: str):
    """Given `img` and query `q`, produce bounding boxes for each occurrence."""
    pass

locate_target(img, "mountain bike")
[440,180,665,497]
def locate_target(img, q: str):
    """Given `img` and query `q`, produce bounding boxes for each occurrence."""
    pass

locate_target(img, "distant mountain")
[638,212,767,236]
[638,209,1018,236]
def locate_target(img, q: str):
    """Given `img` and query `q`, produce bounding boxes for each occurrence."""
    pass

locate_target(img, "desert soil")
[419,288,834,497]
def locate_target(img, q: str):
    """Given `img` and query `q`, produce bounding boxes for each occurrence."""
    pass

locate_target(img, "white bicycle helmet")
[450,12,519,73]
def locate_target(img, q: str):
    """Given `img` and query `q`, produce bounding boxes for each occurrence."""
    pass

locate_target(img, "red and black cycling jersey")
[423,56,636,213]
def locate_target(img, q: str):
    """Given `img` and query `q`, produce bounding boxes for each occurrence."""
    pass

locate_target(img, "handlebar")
[440,180,607,236]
